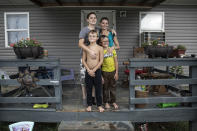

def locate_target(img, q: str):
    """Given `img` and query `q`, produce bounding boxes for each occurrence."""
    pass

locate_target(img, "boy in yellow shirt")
[100,35,119,109]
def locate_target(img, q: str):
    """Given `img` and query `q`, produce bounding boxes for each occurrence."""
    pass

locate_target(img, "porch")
[0,58,196,130]
[0,84,196,123]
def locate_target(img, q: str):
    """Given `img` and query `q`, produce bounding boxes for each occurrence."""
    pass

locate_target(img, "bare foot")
[105,103,110,109]
[98,106,104,112]
[112,103,119,109]
[86,106,92,112]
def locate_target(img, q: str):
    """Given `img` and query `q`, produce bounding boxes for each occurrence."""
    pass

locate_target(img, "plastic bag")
[9,121,34,131]
[0,69,10,79]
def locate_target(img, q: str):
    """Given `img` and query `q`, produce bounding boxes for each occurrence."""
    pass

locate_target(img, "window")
[139,12,164,33]
[4,12,29,47]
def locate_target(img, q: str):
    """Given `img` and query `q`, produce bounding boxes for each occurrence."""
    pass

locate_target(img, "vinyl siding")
[0,5,197,80]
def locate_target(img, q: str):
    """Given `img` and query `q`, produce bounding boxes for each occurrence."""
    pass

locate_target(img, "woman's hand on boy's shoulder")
[89,49,97,59]
[111,29,117,36]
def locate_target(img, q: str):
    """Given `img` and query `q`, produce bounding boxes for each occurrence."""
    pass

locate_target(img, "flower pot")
[144,46,173,58]
[13,47,43,59]
[13,47,22,58]
[20,47,33,58]
[176,49,186,57]
[31,47,43,58]
[170,49,186,58]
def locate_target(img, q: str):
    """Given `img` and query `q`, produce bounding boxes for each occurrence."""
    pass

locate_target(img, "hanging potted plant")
[10,38,43,59]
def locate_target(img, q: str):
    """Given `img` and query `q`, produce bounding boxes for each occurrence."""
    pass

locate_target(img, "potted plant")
[143,39,173,58]
[176,45,186,56]
[10,38,43,59]
[170,66,183,77]
[170,45,186,58]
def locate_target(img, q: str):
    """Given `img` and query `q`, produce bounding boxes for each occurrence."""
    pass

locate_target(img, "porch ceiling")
[1,0,197,7]
[0,0,34,5]
[29,0,166,8]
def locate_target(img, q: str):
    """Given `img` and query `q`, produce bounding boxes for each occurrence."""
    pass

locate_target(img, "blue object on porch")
[61,68,76,88]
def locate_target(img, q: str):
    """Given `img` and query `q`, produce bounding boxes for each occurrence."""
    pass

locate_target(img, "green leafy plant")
[142,38,167,47]
[152,40,159,46]
[141,42,149,48]
[170,66,183,75]
[10,38,42,47]
[177,45,186,50]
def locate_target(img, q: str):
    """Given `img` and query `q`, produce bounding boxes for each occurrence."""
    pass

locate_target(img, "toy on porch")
[17,68,49,108]
[17,68,38,97]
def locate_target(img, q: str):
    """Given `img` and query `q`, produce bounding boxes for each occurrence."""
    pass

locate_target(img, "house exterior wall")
[0,5,197,80]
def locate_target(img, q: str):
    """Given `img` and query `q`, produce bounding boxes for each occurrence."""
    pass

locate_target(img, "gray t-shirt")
[79,26,100,46]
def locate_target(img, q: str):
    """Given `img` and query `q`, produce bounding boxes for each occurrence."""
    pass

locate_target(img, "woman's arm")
[112,29,120,50]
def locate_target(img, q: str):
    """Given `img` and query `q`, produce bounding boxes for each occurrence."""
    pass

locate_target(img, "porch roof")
[1,0,197,8]
[29,0,166,8]
[0,0,164,8]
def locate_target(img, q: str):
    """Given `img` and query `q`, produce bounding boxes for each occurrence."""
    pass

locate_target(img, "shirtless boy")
[82,30,104,112]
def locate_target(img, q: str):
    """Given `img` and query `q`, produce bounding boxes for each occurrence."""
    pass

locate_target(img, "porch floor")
[0,83,130,111]
[62,84,130,112]
[0,83,176,112]
[1,84,195,123]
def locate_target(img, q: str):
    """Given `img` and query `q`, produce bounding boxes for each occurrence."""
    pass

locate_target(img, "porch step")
[58,121,134,131]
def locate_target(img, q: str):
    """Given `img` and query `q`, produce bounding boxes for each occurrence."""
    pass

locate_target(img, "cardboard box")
[153,85,167,94]
[135,90,149,108]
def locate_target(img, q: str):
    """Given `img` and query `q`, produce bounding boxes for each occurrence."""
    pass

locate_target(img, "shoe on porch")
[33,104,48,109]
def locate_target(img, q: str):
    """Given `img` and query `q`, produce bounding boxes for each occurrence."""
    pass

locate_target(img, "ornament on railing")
[17,68,39,97]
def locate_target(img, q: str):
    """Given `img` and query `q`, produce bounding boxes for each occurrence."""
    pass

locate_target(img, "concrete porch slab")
[58,121,134,131]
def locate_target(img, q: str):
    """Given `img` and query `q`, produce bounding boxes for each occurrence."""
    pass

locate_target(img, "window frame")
[4,12,30,48]
[139,11,165,33]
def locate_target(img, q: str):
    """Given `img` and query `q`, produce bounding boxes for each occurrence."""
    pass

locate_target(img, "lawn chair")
[61,68,76,88]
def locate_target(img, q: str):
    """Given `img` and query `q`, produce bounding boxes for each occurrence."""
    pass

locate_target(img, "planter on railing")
[14,47,43,59]
[170,49,186,58]
[144,46,173,58]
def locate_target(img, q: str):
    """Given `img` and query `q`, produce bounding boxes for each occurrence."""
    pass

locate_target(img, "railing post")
[54,65,62,111]
[189,66,197,131]
[0,85,1,97]
[129,66,135,110]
